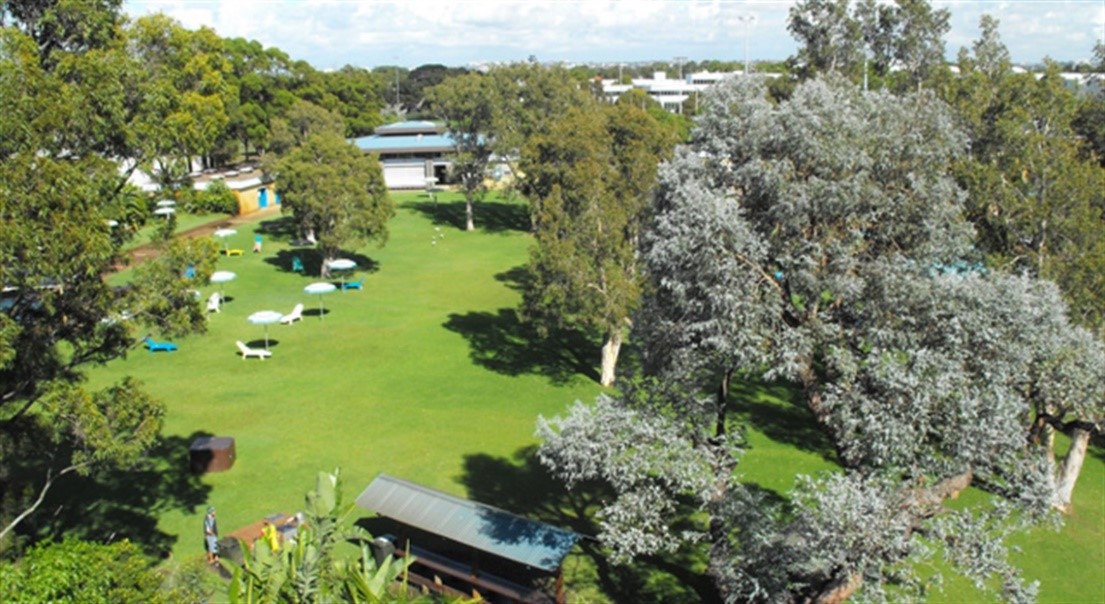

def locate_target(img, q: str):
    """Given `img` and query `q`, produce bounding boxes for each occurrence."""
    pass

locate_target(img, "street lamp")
[737,14,756,75]
[392,55,400,110]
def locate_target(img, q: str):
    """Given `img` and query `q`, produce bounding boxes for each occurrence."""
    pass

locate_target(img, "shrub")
[195,180,239,215]
[0,538,168,603]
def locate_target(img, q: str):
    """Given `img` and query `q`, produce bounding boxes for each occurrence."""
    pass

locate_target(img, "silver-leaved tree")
[537,76,1104,603]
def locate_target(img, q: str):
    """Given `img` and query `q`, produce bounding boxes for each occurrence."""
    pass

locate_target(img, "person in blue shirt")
[253,234,262,253]
[204,506,219,565]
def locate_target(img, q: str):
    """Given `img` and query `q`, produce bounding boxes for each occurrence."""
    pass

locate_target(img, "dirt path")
[117,205,285,271]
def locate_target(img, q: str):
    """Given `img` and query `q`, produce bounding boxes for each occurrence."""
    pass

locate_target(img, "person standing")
[204,506,219,565]
[253,234,263,253]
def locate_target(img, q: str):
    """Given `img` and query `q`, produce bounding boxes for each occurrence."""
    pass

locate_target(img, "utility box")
[189,436,236,473]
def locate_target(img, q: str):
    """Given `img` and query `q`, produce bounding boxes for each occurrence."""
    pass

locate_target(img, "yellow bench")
[224,248,244,256]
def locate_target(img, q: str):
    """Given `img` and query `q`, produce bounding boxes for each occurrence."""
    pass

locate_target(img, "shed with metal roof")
[355,474,579,602]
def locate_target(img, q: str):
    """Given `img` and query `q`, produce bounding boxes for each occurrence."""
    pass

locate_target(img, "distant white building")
[600,70,776,113]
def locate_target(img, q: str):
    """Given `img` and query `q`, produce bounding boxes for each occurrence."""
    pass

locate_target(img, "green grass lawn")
[121,211,231,253]
[77,191,1103,603]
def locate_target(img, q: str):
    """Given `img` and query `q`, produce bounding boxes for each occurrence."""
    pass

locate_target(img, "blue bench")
[144,337,178,353]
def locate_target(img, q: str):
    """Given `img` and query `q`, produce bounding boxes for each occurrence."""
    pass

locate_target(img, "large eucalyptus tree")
[538,76,1103,602]
[521,100,678,386]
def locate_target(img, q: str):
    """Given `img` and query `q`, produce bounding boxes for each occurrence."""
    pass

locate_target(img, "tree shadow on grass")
[493,265,530,293]
[443,308,600,385]
[455,446,722,603]
[5,428,213,559]
[404,200,530,233]
[731,379,838,463]
[264,249,379,277]
[255,216,297,240]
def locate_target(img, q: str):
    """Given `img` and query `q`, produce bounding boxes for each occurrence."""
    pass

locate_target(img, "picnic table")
[224,512,302,556]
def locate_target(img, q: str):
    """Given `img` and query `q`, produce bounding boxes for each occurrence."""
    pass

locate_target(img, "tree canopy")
[520,100,678,386]
[938,19,1105,333]
[1,0,218,546]
[788,0,951,91]
[274,129,394,272]
[538,75,1104,603]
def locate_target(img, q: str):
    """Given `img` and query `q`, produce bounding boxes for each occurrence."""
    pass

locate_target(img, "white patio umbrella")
[213,228,237,252]
[210,270,236,301]
[248,310,283,349]
[153,207,175,218]
[304,282,337,319]
[156,199,176,208]
[328,258,356,290]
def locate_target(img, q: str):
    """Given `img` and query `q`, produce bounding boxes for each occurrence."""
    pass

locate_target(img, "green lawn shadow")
[404,199,530,233]
[264,249,380,277]
[731,379,838,463]
[442,308,600,385]
[6,427,213,558]
[442,265,600,385]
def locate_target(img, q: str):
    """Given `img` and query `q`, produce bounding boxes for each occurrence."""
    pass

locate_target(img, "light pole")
[392,56,400,110]
[737,14,756,75]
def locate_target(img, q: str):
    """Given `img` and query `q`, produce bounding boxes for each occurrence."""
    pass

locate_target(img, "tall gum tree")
[539,76,1100,602]
[521,100,678,386]
[425,72,497,232]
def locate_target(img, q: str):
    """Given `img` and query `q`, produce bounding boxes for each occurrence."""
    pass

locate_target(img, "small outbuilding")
[355,474,579,603]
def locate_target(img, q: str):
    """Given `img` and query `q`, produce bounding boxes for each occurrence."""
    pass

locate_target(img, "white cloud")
[124,0,1104,69]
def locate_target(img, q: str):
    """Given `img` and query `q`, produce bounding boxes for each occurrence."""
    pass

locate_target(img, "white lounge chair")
[280,303,304,325]
[236,340,272,360]
[206,292,221,313]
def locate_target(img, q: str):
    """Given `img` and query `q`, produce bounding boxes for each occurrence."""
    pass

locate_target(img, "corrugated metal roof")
[355,474,579,573]
[351,133,456,154]
[375,120,443,135]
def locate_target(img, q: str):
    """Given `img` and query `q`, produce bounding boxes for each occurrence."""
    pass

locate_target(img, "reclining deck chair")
[280,303,304,325]
[236,340,272,360]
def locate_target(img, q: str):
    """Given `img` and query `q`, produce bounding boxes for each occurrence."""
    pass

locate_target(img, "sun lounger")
[236,340,271,360]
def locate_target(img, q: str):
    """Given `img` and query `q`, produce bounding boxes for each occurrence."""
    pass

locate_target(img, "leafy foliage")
[520,101,678,385]
[539,75,1102,602]
[425,72,498,231]
[787,0,951,90]
[228,469,423,604]
[194,179,239,215]
[0,537,168,603]
[940,32,1105,332]
[0,0,219,544]
[274,130,394,270]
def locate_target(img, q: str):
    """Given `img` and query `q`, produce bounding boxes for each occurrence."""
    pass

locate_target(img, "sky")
[122,0,1105,71]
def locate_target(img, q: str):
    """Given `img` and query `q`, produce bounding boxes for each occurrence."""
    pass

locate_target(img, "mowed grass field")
[80,192,1103,603]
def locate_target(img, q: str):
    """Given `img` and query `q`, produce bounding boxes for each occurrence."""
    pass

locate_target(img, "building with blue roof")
[352,121,456,189]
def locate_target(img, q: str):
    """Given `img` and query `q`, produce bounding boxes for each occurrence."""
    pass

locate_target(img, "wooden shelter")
[355,474,579,603]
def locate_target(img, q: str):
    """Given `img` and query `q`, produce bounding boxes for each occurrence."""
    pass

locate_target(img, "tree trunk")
[716,368,733,439]
[814,572,863,604]
[0,463,85,542]
[465,198,475,232]
[1028,414,1056,465]
[1053,427,1092,512]
[599,329,622,387]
